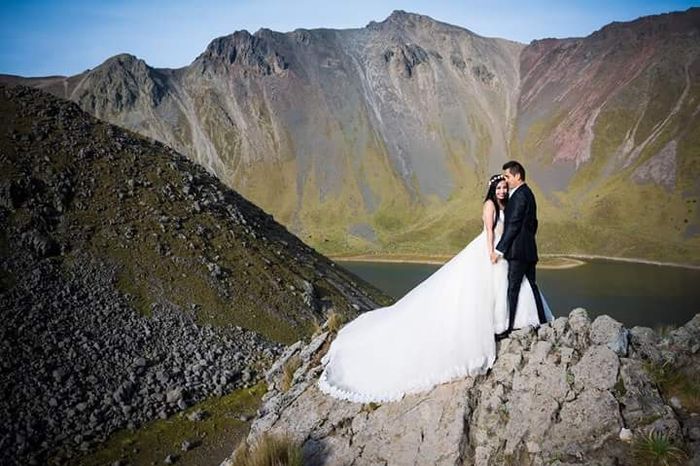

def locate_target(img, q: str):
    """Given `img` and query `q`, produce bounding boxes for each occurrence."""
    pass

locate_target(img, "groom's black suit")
[495,183,546,332]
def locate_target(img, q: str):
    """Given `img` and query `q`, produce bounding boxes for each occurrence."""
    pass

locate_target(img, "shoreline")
[330,253,700,270]
[542,254,700,271]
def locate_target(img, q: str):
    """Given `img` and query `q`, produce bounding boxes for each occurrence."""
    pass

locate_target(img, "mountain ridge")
[2,8,698,264]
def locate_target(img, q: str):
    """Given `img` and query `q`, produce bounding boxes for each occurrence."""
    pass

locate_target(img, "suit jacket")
[495,183,539,263]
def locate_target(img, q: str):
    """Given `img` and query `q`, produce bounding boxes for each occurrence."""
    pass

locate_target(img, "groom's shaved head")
[502,160,525,181]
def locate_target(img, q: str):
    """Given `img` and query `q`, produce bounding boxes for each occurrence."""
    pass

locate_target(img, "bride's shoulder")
[482,199,496,215]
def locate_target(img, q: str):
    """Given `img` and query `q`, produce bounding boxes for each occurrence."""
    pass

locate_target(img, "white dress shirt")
[508,183,522,198]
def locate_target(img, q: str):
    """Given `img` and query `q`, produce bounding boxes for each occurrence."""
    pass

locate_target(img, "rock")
[689,426,700,441]
[266,341,303,383]
[572,346,619,391]
[299,331,329,363]
[52,369,66,382]
[300,280,319,311]
[618,358,672,430]
[670,397,683,410]
[23,230,60,257]
[619,427,633,442]
[134,357,147,368]
[629,326,662,362]
[186,409,207,422]
[590,315,629,356]
[567,308,591,348]
[166,388,184,404]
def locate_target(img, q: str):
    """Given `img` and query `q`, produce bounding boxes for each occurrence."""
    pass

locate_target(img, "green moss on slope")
[72,384,266,466]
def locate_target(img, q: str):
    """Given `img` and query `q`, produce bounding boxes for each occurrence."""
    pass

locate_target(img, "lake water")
[338,259,700,329]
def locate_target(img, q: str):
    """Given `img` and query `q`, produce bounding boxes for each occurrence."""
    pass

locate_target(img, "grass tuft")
[654,324,677,339]
[280,356,302,393]
[631,428,687,466]
[231,433,303,466]
[326,311,344,334]
[645,361,700,412]
[614,377,627,398]
[362,402,381,413]
[311,316,323,336]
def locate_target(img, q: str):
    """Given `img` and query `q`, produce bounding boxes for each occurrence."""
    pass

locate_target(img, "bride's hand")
[490,251,500,264]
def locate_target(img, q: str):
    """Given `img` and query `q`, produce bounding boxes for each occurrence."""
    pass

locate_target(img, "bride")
[318,174,554,403]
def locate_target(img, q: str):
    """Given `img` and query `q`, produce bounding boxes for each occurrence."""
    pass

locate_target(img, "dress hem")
[317,354,496,404]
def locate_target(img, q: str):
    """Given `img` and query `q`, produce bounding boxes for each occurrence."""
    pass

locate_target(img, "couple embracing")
[318,161,554,403]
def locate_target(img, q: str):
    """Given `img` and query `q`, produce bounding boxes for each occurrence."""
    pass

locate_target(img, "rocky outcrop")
[195,30,290,76]
[225,309,700,465]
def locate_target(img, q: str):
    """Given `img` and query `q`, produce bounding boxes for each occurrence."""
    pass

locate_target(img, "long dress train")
[318,209,553,403]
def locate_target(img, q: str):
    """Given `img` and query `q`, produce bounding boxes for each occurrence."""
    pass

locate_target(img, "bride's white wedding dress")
[318,209,553,403]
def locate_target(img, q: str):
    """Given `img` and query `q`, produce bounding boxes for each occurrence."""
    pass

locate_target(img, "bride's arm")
[482,201,496,255]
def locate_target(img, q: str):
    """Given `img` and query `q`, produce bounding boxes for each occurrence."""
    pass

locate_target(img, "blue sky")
[1,0,697,77]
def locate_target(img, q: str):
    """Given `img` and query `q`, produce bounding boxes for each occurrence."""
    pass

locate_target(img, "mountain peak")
[95,53,151,75]
[366,10,435,30]
[387,9,419,20]
[102,53,142,65]
[194,29,289,76]
[366,9,479,37]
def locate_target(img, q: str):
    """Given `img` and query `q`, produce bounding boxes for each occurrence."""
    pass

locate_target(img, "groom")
[490,161,546,340]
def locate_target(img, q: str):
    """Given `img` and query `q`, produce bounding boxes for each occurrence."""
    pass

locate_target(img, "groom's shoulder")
[513,184,530,197]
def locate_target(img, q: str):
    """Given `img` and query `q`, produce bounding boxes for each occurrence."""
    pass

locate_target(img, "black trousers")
[507,260,546,331]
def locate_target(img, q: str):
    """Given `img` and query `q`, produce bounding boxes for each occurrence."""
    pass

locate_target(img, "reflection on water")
[339,259,700,328]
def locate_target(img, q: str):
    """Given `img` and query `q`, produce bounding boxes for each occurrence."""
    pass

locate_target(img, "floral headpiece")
[488,174,505,187]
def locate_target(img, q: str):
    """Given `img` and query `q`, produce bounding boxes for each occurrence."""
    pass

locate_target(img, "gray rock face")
[223,310,700,465]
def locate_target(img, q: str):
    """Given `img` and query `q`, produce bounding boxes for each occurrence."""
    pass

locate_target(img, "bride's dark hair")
[484,174,507,225]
